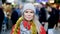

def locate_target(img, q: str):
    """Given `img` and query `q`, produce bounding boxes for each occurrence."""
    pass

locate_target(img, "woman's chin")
[27,19,32,21]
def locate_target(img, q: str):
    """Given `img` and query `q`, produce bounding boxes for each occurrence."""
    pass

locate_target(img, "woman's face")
[24,9,34,21]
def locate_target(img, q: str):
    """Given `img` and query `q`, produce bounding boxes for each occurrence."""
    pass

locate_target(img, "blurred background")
[0,0,60,34]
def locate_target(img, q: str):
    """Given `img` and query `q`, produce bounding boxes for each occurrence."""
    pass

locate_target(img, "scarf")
[13,17,37,34]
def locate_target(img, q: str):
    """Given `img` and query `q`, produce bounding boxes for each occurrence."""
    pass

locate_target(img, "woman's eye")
[30,12,34,13]
[25,11,28,13]
[25,11,34,13]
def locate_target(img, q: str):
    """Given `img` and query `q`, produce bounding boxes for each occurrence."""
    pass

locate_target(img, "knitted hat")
[22,3,36,14]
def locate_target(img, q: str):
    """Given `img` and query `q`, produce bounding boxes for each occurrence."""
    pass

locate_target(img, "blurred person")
[3,2,18,30]
[11,8,19,26]
[19,4,23,16]
[39,3,52,34]
[0,8,4,34]
[34,3,41,16]
[58,6,60,23]
[59,6,60,21]
[3,3,12,30]
[56,5,60,26]
[36,5,41,16]
[11,4,19,26]
[46,5,52,34]
[47,4,59,34]
[11,3,46,34]
[39,3,47,26]
[14,5,21,17]
[48,4,59,29]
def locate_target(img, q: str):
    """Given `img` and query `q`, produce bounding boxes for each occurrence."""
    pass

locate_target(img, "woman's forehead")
[25,9,34,12]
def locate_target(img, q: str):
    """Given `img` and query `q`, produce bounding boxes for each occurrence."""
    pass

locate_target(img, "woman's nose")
[28,13,31,16]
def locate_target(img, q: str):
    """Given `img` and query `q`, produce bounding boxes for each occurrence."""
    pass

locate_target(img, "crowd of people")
[0,2,60,34]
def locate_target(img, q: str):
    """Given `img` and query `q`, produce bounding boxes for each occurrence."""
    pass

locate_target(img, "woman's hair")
[33,15,41,33]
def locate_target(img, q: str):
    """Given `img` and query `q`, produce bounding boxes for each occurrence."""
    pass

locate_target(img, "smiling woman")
[11,3,46,34]
[24,9,34,21]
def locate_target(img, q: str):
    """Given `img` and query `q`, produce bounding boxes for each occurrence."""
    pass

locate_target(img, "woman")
[11,3,46,34]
